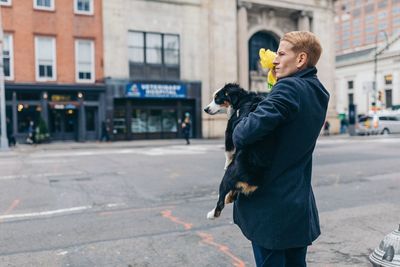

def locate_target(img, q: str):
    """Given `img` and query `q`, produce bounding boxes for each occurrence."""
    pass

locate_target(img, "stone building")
[336,36,400,116]
[102,0,337,139]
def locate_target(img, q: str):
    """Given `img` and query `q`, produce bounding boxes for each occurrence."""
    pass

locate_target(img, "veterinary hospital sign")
[125,82,187,98]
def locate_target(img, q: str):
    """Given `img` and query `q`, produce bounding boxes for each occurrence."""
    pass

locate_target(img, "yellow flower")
[259,48,276,69]
[259,48,277,89]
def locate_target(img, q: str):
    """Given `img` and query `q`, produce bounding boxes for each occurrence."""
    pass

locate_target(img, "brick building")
[335,0,400,55]
[1,0,106,142]
[334,0,400,116]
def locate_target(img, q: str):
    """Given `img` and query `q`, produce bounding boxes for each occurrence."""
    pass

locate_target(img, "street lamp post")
[0,7,8,151]
[372,30,389,113]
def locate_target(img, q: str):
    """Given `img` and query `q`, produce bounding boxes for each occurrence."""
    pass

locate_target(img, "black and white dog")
[204,83,273,219]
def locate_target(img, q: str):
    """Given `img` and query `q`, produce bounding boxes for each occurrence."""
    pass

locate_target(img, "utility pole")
[0,6,8,151]
[372,30,389,114]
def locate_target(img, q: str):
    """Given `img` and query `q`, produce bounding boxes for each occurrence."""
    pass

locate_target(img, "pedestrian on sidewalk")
[26,120,36,144]
[181,113,191,145]
[232,31,329,267]
[6,117,16,147]
[100,120,110,142]
[323,120,330,136]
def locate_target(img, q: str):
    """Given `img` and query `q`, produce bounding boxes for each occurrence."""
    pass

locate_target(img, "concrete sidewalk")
[0,138,224,155]
[1,133,399,155]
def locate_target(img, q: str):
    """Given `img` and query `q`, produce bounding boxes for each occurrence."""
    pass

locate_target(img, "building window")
[393,17,400,27]
[74,0,93,15]
[35,36,56,81]
[384,74,392,85]
[378,0,388,8]
[352,38,361,46]
[393,6,400,16]
[146,33,162,64]
[164,35,179,65]
[348,93,354,105]
[128,32,144,63]
[348,80,354,90]
[3,34,14,80]
[385,89,392,108]
[378,21,387,30]
[128,31,180,80]
[0,0,12,6]
[33,0,54,11]
[75,39,95,83]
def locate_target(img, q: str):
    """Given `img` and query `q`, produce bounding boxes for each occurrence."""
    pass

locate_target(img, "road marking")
[56,251,68,256]
[0,205,92,221]
[4,199,20,214]
[197,232,246,267]
[160,209,246,267]
[27,144,225,158]
[0,171,85,181]
[0,199,21,223]
[161,209,193,230]
[0,202,129,221]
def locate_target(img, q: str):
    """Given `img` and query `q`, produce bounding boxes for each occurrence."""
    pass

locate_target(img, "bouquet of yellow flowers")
[259,48,277,90]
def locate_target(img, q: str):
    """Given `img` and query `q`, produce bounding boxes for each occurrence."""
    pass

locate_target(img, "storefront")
[5,83,106,142]
[106,80,202,140]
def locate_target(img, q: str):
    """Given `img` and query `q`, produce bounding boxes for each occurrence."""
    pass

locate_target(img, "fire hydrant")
[370,225,400,267]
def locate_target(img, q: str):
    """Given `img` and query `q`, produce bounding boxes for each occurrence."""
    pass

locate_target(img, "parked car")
[356,114,400,135]
[378,115,400,134]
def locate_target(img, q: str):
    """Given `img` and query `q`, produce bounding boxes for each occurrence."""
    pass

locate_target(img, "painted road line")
[197,232,246,267]
[0,171,84,181]
[0,202,129,222]
[0,206,92,221]
[160,209,246,267]
[3,199,20,214]
[161,209,193,230]
[28,145,225,158]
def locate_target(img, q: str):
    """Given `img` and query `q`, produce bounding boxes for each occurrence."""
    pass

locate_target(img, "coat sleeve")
[232,78,300,149]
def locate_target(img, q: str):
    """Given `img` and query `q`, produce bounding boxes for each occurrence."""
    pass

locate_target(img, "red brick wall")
[1,0,103,83]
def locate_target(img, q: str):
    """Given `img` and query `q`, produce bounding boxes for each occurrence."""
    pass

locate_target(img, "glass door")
[50,108,78,140]
[131,108,179,139]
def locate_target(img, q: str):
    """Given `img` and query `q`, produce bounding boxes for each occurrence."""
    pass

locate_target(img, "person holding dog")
[232,31,329,267]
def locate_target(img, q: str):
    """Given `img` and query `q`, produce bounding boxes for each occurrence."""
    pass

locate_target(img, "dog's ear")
[225,84,242,107]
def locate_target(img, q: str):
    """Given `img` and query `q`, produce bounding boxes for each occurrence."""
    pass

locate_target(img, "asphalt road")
[0,136,399,267]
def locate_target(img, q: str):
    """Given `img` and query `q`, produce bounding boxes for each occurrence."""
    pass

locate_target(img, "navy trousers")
[252,242,308,267]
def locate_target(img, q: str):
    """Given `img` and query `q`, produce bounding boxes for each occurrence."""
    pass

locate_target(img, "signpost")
[0,8,9,150]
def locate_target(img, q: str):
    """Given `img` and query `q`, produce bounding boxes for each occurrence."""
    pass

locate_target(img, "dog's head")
[204,83,244,115]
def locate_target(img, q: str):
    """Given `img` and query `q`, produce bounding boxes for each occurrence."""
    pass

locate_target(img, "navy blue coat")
[232,67,329,250]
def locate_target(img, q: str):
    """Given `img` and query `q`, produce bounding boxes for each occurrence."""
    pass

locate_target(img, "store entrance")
[130,108,178,139]
[50,108,78,140]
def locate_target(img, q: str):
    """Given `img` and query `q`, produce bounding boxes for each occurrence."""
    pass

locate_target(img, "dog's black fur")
[204,83,274,219]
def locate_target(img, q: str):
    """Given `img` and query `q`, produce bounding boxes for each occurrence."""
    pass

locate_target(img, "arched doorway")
[248,31,279,92]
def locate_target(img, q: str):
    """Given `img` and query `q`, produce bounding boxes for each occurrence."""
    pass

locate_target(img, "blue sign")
[126,82,187,98]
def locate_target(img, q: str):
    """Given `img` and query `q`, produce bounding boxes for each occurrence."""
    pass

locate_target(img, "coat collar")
[291,66,317,78]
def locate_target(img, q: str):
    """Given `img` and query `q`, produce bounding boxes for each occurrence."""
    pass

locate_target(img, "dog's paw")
[224,191,235,204]
[207,209,216,220]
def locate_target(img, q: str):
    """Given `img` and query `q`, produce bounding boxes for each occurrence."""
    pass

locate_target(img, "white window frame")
[74,0,94,15]
[75,39,95,83]
[35,36,57,82]
[33,0,55,11]
[3,34,14,81]
[0,0,12,6]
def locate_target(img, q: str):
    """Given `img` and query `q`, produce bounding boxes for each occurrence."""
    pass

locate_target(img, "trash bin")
[369,225,400,267]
